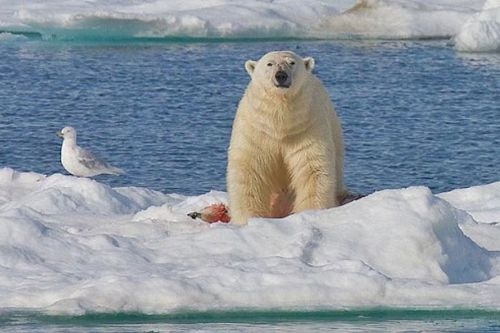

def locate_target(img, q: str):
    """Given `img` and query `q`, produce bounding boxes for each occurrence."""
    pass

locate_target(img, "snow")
[0,0,353,39]
[317,0,483,40]
[454,0,500,52]
[1,167,500,315]
[1,0,498,53]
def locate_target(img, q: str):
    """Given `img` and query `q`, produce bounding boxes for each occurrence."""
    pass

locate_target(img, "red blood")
[198,203,231,223]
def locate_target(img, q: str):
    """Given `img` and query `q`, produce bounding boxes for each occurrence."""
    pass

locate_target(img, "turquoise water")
[3,309,500,332]
[1,38,500,331]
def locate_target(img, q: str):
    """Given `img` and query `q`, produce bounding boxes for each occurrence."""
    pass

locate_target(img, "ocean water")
[1,39,499,196]
[4,309,500,332]
[1,38,500,332]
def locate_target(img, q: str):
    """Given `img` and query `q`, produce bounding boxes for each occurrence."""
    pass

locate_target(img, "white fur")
[227,51,345,225]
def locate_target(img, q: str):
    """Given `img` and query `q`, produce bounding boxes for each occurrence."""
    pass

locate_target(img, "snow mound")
[0,168,170,215]
[1,168,500,314]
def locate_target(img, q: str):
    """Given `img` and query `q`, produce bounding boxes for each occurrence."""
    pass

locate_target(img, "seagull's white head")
[58,126,77,141]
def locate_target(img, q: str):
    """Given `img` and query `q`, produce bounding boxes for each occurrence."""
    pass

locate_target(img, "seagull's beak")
[187,212,202,219]
[57,131,64,138]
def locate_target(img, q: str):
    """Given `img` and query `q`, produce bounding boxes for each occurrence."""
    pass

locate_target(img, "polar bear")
[227,50,345,225]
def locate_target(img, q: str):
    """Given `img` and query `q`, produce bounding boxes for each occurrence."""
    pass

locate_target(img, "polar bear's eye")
[267,62,273,67]
[290,61,295,65]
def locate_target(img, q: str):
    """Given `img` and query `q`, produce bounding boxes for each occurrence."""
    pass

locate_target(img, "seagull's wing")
[76,146,110,170]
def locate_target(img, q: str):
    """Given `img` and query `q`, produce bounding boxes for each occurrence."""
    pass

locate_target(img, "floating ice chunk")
[0,168,499,314]
[318,0,478,39]
[1,0,487,41]
[454,0,500,52]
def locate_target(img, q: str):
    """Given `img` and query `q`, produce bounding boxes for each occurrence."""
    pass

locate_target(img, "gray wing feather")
[77,147,110,170]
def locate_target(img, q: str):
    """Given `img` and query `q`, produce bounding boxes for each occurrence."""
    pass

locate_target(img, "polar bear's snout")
[274,70,290,87]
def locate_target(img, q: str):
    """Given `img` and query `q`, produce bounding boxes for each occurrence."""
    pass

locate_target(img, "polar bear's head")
[245,51,315,94]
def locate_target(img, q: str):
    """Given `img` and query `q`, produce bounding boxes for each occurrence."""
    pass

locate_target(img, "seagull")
[58,126,124,177]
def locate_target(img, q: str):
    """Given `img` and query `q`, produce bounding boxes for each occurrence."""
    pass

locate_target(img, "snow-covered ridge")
[1,167,500,315]
[1,0,498,52]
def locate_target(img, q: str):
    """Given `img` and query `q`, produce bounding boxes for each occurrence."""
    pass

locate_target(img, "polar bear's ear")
[304,57,315,72]
[245,60,257,76]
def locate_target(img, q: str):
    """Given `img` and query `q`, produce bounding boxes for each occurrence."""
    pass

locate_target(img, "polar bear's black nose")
[275,71,288,85]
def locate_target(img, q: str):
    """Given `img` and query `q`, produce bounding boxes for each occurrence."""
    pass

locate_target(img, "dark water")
[3,309,500,332]
[1,39,499,196]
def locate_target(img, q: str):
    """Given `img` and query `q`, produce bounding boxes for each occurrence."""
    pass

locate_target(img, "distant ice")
[1,0,495,48]
[0,0,352,39]
[0,32,28,41]
[454,0,500,52]
[317,0,482,40]
[1,167,500,315]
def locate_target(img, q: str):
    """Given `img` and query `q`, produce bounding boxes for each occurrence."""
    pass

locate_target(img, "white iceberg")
[318,0,482,40]
[0,0,487,41]
[454,0,500,52]
[1,167,500,315]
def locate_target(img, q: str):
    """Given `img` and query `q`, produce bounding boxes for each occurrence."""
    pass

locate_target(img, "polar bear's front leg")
[227,154,273,225]
[286,144,338,212]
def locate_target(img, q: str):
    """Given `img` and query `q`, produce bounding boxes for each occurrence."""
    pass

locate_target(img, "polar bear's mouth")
[275,83,291,88]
